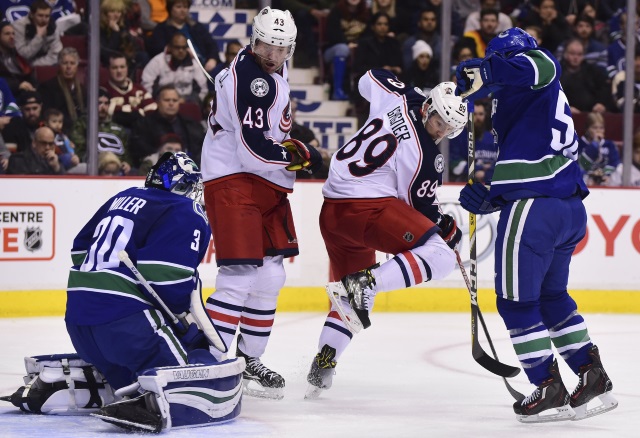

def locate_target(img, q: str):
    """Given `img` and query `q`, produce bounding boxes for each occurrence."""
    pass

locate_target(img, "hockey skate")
[305,345,337,400]
[570,345,618,420]
[236,348,285,400]
[514,360,576,423]
[326,267,377,333]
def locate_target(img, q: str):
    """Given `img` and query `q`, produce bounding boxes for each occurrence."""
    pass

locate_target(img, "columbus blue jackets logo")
[279,101,292,133]
[250,78,269,97]
[434,154,445,173]
[403,232,414,242]
[24,227,43,252]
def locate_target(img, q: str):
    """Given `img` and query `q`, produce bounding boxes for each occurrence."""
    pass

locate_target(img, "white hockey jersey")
[200,46,295,191]
[323,69,445,222]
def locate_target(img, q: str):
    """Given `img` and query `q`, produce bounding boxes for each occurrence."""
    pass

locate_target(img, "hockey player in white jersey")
[200,7,322,400]
[305,71,465,398]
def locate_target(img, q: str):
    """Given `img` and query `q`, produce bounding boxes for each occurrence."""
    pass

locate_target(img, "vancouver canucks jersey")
[487,47,588,205]
[65,187,211,326]
[201,46,295,192]
[323,69,444,222]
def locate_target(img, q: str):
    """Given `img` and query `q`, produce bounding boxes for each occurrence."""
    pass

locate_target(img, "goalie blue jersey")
[487,47,588,205]
[65,187,211,326]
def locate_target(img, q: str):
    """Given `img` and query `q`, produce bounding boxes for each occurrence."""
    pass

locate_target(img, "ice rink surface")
[0,312,638,437]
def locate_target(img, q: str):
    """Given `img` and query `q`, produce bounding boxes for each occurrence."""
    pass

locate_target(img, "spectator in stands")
[137,132,183,175]
[6,125,64,174]
[560,38,612,114]
[612,49,640,113]
[135,0,168,32]
[464,0,513,34]
[37,47,85,134]
[129,84,204,167]
[42,107,82,172]
[279,0,333,68]
[103,52,157,128]
[608,131,640,186]
[3,90,43,153]
[70,87,132,174]
[402,40,438,93]
[519,0,572,55]
[353,12,402,79]
[147,0,220,73]
[425,0,464,38]
[142,32,207,103]
[0,0,76,24]
[449,39,474,80]
[448,99,494,182]
[13,0,62,66]
[523,24,543,46]
[578,112,621,186]
[0,77,20,122]
[370,0,399,37]
[0,21,36,95]
[0,133,9,173]
[402,9,441,72]
[97,151,124,176]
[100,0,148,76]
[606,11,640,80]
[556,14,607,72]
[324,0,369,100]
[208,39,241,91]
[580,1,609,44]
[462,8,499,58]
[290,97,329,179]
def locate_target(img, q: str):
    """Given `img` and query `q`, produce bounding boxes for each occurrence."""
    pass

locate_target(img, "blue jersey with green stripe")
[487,47,589,205]
[65,187,211,325]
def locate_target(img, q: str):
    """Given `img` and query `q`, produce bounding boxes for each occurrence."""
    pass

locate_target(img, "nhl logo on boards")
[251,78,269,97]
[24,227,43,252]
[434,154,445,173]
[403,231,414,243]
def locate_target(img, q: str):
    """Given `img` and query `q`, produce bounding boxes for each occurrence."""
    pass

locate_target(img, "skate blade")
[304,384,324,400]
[91,413,159,432]
[517,404,576,423]
[242,379,284,400]
[572,391,618,421]
[326,282,363,334]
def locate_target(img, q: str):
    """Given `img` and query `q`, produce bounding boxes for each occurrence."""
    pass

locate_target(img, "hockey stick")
[118,250,227,354]
[462,91,521,381]
[455,252,524,399]
[187,39,215,85]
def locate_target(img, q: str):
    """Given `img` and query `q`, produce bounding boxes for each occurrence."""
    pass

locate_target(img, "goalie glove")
[283,138,323,173]
[437,214,462,251]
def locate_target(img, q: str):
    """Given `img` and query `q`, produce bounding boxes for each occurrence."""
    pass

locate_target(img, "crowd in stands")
[0,0,639,186]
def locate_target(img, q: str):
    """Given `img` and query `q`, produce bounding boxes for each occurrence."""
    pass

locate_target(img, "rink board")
[0,177,639,317]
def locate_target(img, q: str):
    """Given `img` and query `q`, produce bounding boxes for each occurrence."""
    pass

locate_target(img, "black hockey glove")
[438,214,462,251]
[459,183,501,215]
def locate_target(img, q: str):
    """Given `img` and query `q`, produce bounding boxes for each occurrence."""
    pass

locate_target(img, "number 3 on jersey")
[243,107,264,129]
[335,118,398,177]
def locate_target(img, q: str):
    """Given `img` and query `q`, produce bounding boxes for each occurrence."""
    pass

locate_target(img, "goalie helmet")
[251,7,297,61]
[145,152,203,202]
[486,27,537,59]
[422,82,467,139]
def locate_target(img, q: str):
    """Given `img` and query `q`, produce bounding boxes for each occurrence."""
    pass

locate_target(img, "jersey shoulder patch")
[234,55,277,108]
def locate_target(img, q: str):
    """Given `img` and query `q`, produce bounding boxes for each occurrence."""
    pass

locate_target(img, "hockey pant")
[318,234,455,361]
[205,256,285,360]
[66,309,189,390]
[494,196,593,385]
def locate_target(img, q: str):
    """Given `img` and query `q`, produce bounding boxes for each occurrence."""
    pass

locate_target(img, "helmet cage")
[145,152,203,202]
[251,7,297,62]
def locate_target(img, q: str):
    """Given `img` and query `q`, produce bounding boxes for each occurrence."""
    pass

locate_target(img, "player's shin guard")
[93,359,245,432]
[0,354,115,414]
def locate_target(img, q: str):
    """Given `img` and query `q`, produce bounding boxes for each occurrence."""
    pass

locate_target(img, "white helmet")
[423,82,467,139]
[251,7,297,60]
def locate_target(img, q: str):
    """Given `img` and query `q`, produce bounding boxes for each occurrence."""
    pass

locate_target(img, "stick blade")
[472,349,521,378]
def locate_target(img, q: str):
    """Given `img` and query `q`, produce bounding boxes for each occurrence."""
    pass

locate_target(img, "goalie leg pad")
[3,353,115,414]
[94,358,246,432]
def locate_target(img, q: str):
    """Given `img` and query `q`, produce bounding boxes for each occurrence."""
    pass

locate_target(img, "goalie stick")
[118,251,227,355]
[187,39,215,85]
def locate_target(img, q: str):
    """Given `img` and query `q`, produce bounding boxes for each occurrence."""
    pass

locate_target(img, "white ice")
[1,313,638,437]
